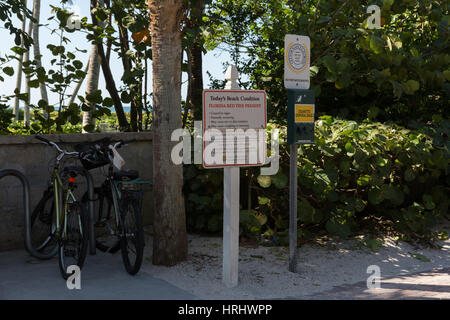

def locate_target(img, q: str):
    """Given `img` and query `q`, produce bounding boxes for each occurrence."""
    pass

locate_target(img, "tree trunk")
[90,0,129,131]
[186,0,204,121]
[32,0,48,105]
[83,0,104,133]
[148,0,188,266]
[23,6,34,127]
[68,59,90,106]
[118,22,139,131]
[187,43,203,120]
[13,0,27,122]
[82,46,101,133]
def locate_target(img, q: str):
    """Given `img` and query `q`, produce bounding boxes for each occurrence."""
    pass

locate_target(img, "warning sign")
[295,104,314,123]
[203,90,267,168]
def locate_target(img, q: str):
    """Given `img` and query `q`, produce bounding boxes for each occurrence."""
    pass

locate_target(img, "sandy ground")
[141,223,450,300]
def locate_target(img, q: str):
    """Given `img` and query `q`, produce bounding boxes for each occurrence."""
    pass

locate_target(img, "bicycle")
[78,138,146,275]
[31,136,89,279]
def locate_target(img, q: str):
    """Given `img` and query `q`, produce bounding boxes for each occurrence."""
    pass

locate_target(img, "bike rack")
[0,168,97,258]
[0,169,53,259]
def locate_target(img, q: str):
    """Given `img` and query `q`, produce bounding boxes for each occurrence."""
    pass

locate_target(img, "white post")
[223,65,240,287]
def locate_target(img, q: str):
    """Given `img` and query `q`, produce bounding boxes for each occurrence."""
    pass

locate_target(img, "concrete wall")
[0,132,153,251]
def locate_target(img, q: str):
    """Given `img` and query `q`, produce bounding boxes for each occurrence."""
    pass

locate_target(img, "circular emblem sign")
[287,43,308,73]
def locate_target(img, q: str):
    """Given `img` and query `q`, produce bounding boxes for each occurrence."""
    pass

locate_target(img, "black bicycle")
[79,138,146,275]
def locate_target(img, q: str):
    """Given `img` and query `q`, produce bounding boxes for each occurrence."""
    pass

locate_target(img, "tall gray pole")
[289,143,298,272]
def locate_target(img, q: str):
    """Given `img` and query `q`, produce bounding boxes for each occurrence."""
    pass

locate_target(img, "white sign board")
[203,90,267,168]
[284,34,310,89]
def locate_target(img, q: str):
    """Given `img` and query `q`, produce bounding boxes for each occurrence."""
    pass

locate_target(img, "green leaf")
[410,253,430,262]
[73,60,83,70]
[345,142,356,156]
[258,196,271,205]
[368,187,384,205]
[28,79,40,88]
[404,168,415,182]
[375,156,388,167]
[327,191,339,202]
[322,55,337,73]
[257,175,271,188]
[355,198,366,212]
[369,35,385,54]
[121,91,132,104]
[2,67,14,76]
[443,70,450,81]
[271,171,288,189]
[404,80,420,95]
[357,174,370,186]
[83,124,95,133]
[422,194,436,210]
[298,198,322,224]
[356,85,369,97]
[103,97,114,108]
[255,214,268,226]
[362,238,383,253]
[325,218,351,238]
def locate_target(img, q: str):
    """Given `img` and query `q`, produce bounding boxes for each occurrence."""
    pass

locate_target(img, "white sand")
[141,224,450,299]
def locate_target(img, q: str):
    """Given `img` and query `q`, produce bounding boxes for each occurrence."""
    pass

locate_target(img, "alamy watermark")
[170,121,280,176]
[367,5,381,29]
[66,265,81,290]
[366,265,381,289]
[65,4,82,30]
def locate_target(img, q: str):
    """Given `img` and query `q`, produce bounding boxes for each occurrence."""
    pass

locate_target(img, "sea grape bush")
[184,116,449,244]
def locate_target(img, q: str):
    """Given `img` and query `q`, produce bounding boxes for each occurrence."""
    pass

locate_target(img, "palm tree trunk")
[13,0,27,122]
[148,0,188,266]
[82,0,104,133]
[32,0,48,106]
[82,47,100,133]
[23,6,34,127]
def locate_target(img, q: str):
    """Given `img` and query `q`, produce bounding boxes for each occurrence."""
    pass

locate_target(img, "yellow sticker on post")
[295,104,314,123]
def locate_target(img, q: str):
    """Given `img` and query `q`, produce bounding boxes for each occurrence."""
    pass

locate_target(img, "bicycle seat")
[114,170,139,181]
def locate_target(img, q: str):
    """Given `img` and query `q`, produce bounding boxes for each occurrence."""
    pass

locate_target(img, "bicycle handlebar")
[112,139,137,150]
[35,135,79,156]
[35,135,51,145]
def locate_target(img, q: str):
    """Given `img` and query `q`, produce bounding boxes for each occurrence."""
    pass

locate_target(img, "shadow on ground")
[0,249,197,300]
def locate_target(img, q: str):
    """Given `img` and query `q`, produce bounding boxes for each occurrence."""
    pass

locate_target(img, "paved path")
[302,267,450,300]
[0,250,197,300]
[1,249,448,300]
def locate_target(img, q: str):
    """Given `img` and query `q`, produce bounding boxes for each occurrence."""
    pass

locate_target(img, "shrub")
[184,116,449,244]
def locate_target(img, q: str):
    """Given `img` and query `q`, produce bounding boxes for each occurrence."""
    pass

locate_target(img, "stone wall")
[0,132,153,251]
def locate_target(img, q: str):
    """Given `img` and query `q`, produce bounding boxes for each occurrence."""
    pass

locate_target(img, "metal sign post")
[289,144,298,272]
[285,34,313,273]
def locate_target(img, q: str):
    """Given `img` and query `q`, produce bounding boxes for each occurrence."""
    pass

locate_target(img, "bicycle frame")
[52,168,81,240]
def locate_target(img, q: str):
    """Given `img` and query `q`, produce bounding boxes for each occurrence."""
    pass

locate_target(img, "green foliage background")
[205,0,449,124]
[185,116,449,244]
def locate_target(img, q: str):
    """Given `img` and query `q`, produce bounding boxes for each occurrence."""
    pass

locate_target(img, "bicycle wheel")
[119,198,144,275]
[30,188,58,258]
[58,201,89,280]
